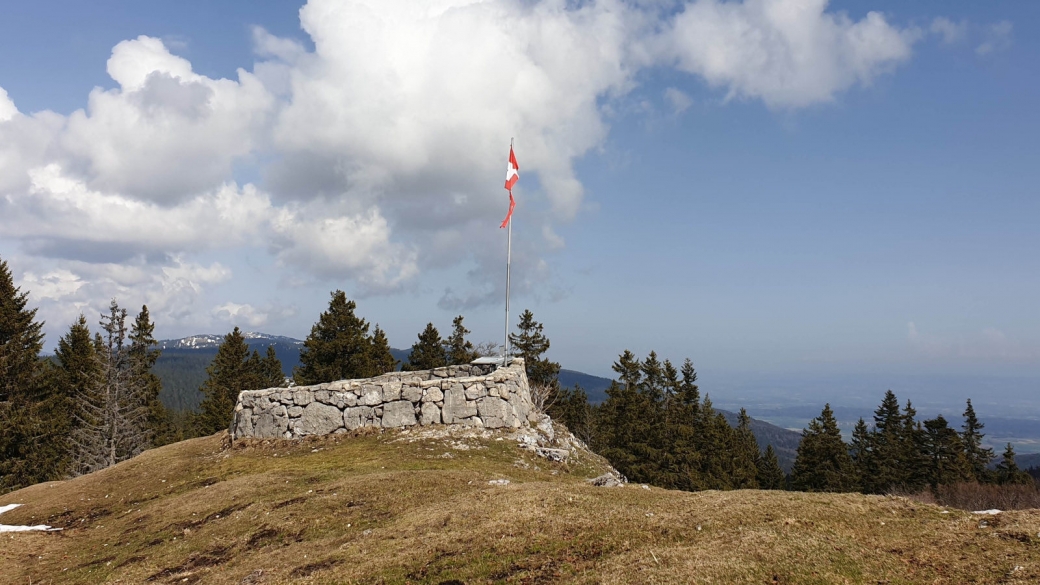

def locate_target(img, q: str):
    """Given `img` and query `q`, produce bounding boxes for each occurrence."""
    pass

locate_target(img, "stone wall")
[231,358,538,440]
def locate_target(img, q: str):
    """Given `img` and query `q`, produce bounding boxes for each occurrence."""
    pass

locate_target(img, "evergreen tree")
[444,315,478,365]
[696,396,734,490]
[70,301,153,474]
[56,316,102,477]
[295,291,377,384]
[552,385,593,445]
[757,445,786,490]
[509,309,561,389]
[197,328,285,435]
[849,418,877,493]
[0,258,66,492]
[961,399,994,483]
[870,390,904,492]
[369,325,398,374]
[406,323,447,371]
[730,408,760,489]
[921,414,970,488]
[790,404,856,492]
[995,443,1032,485]
[128,306,172,447]
[661,359,704,491]
[898,401,928,491]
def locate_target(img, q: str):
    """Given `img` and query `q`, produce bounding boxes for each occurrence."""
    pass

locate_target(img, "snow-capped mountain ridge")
[158,332,303,350]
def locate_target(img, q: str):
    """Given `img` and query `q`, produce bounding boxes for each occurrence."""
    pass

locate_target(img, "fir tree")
[406,323,447,371]
[730,408,760,489]
[56,316,102,476]
[961,399,994,483]
[757,445,786,490]
[369,326,398,374]
[509,309,561,389]
[197,328,285,435]
[444,315,477,365]
[849,418,876,493]
[552,385,593,445]
[870,390,904,492]
[791,404,856,492]
[662,359,704,491]
[295,291,376,384]
[0,258,65,492]
[996,443,1032,485]
[128,306,171,447]
[898,401,928,491]
[921,414,970,488]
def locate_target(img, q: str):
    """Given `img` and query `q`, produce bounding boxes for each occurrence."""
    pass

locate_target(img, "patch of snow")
[0,504,61,532]
[973,509,1001,515]
[488,479,510,486]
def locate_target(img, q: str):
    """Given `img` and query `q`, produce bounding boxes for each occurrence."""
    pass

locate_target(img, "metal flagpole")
[503,138,513,362]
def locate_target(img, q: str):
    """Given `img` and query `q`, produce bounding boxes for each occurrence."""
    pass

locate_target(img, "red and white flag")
[500,145,519,228]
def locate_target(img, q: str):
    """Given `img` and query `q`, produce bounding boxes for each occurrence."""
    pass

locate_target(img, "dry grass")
[895,481,1040,512]
[2,428,1040,584]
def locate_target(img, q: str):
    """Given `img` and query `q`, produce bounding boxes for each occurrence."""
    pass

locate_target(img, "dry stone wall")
[231,359,538,440]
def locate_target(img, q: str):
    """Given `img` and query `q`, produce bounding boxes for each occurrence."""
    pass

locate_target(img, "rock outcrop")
[231,359,538,440]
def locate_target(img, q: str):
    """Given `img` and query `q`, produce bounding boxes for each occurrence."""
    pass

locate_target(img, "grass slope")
[3,430,1040,584]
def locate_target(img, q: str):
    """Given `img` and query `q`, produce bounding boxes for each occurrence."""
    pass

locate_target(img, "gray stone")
[232,408,253,439]
[382,381,402,402]
[422,387,443,402]
[420,402,441,425]
[254,410,288,438]
[314,390,332,404]
[432,367,449,378]
[297,402,343,436]
[462,416,484,427]
[341,392,358,408]
[587,473,622,487]
[442,385,477,423]
[535,448,569,462]
[360,385,383,406]
[343,406,375,430]
[287,405,304,417]
[464,383,487,400]
[381,400,417,428]
[477,396,519,429]
[401,384,422,403]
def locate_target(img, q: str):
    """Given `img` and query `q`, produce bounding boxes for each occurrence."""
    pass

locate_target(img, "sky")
[1,0,1037,389]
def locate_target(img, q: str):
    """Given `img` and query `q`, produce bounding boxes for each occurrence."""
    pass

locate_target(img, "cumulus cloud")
[212,301,296,328]
[658,0,916,108]
[930,17,967,46]
[976,21,1013,56]
[0,0,928,335]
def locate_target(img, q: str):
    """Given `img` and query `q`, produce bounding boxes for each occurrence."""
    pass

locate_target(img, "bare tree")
[70,301,151,474]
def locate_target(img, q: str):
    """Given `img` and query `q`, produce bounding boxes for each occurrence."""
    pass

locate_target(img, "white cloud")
[659,0,917,108]
[930,17,967,46]
[1,0,928,334]
[976,20,1013,56]
[664,87,693,114]
[0,87,16,122]
[907,321,1039,362]
[213,302,274,328]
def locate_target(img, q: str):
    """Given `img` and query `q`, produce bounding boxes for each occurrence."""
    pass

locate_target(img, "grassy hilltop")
[2,427,1040,584]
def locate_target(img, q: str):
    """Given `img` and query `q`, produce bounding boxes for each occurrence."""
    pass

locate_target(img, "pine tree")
[369,326,398,374]
[70,301,154,474]
[696,396,733,490]
[791,404,856,492]
[850,418,877,493]
[870,390,904,492]
[921,414,970,488]
[197,328,285,435]
[730,408,760,489]
[961,399,994,483]
[898,400,928,491]
[56,316,102,477]
[553,385,593,445]
[406,323,447,370]
[509,309,561,389]
[444,315,478,365]
[128,306,172,447]
[996,443,1032,485]
[662,359,704,491]
[0,258,65,492]
[757,445,786,490]
[295,291,376,384]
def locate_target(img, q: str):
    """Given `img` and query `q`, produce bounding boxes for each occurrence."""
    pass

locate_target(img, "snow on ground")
[972,509,1002,515]
[0,503,60,532]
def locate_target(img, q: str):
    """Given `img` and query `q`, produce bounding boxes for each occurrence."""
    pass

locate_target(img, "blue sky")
[0,0,1036,391]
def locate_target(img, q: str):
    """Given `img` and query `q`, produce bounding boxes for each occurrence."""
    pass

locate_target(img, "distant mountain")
[158,332,303,351]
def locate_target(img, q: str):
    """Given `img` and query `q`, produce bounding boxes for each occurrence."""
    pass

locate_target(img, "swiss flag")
[500,145,519,228]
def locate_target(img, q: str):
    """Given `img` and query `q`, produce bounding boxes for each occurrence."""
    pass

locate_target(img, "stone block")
[254,410,288,438]
[297,402,343,436]
[422,387,443,402]
[360,385,382,406]
[382,381,402,402]
[287,405,304,417]
[381,400,417,428]
[343,406,375,430]
[464,383,487,400]
[420,402,441,425]
[477,396,519,429]
[402,384,422,403]
[232,408,253,439]
[314,390,331,404]
[442,385,477,424]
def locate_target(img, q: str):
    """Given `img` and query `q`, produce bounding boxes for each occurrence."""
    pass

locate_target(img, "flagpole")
[503,138,513,362]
